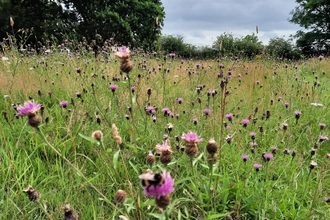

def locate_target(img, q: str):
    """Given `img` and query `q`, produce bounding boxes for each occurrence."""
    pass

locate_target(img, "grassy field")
[1,48,330,220]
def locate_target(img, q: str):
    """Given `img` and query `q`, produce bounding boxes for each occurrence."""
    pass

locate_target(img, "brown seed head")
[160,150,172,165]
[92,130,103,141]
[28,115,42,128]
[184,143,198,157]
[206,138,218,155]
[155,194,171,209]
[64,204,79,220]
[115,190,127,203]
[120,59,134,73]
[23,185,40,202]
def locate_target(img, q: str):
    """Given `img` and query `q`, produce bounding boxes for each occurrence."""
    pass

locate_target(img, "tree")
[0,0,76,50]
[212,33,263,58]
[289,0,330,54]
[266,37,302,60]
[0,0,165,50]
[59,0,165,49]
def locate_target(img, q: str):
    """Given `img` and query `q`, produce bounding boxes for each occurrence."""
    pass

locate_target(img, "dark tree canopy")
[289,0,330,54]
[0,0,165,50]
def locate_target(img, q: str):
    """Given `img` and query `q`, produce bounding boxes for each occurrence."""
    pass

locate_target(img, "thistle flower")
[204,109,211,116]
[110,84,118,92]
[140,170,174,197]
[319,135,328,142]
[156,141,173,165]
[225,113,233,122]
[60,100,68,108]
[176,97,183,104]
[114,46,130,59]
[319,55,324,61]
[249,132,256,140]
[294,110,302,120]
[263,153,273,162]
[181,131,203,144]
[241,154,249,162]
[242,119,250,128]
[23,185,40,202]
[16,101,41,117]
[253,163,262,172]
[319,123,326,130]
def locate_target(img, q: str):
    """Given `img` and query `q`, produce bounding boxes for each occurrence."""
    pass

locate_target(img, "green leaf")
[113,150,120,170]
[78,133,100,145]
[129,160,138,174]
[193,152,204,166]
[148,213,164,219]
[207,213,230,220]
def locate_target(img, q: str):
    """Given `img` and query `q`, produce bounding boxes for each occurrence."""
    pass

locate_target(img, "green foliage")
[266,36,302,59]
[0,0,165,50]
[290,0,330,55]
[212,33,263,58]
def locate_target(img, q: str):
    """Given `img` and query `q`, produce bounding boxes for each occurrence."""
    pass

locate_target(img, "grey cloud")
[161,0,302,45]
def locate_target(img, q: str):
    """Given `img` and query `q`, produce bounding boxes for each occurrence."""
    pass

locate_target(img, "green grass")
[1,49,330,220]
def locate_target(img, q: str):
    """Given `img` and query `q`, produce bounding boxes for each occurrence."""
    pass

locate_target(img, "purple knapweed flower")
[162,108,171,116]
[225,113,233,122]
[114,46,130,59]
[110,84,118,92]
[169,53,175,58]
[249,132,256,140]
[60,100,68,108]
[241,154,249,162]
[131,86,135,93]
[242,119,250,127]
[271,146,278,154]
[156,140,173,153]
[285,102,289,108]
[253,163,262,172]
[196,63,200,68]
[319,135,329,142]
[219,63,224,69]
[204,109,211,116]
[145,106,156,115]
[319,55,324,61]
[176,98,183,104]
[294,110,302,120]
[16,101,42,117]
[228,70,232,75]
[181,131,202,144]
[319,123,326,130]
[263,153,273,162]
[139,170,174,197]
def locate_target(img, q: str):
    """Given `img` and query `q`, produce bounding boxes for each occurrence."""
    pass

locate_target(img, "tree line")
[0,0,328,58]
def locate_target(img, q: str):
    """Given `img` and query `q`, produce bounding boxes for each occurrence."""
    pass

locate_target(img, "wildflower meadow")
[1,44,330,219]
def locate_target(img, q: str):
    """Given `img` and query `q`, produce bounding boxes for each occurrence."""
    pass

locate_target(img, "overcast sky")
[161,0,303,46]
